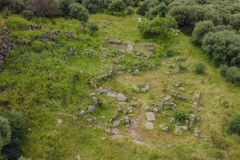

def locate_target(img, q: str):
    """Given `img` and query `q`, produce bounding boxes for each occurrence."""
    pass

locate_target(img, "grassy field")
[0,13,240,159]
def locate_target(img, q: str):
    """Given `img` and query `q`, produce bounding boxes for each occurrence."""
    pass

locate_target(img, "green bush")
[87,21,99,35]
[179,64,187,71]
[26,0,61,17]
[108,0,125,12]
[225,66,240,84]
[1,111,26,160]
[68,3,89,22]
[82,0,111,13]
[191,20,215,46]
[173,109,189,122]
[194,62,206,74]
[0,116,11,150]
[228,115,240,135]
[146,2,167,20]
[21,10,34,20]
[5,15,30,30]
[136,0,159,16]
[59,0,75,15]
[138,16,173,39]
[202,30,240,67]
[125,6,135,15]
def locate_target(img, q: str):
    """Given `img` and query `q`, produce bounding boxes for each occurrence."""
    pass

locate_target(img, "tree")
[146,2,167,20]
[69,3,89,22]
[25,0,60,17]
[191,20,215,46]
[59,0,75,15]
[225,66,240,84]
[202,30,240,66]
[125,6,135,15]
[230,14,240,30]
[168,5,188,27]
[108,0,125,12]
[0,116,11,151]
[1,111,26,160]
[137,0,159,16]
[82,0,111,13]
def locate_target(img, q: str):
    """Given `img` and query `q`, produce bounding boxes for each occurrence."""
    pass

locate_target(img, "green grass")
[0,13,240,159]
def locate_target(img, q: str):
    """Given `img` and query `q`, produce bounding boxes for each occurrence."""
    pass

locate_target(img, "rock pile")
[0,21,14,66]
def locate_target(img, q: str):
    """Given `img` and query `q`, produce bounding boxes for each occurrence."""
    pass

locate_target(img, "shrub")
[194,62,206,74]
[202,30,240,67]
[108,0,125,12]
[125,6,135,15]
[228,115,240,135]
[1,111,26,160]
[145,2,167,20]
[191,20,215,46]
[137,0,159,16]
[69,3,89,22]
[225,66,240,84]
[5,15,30,30]
[0,116,11,149]
[82,0,111,13]
[179,64,187,71]
[21,10,34,20]
[220,64,228,77]
[87,21,99,35]
[173,109,189,122]
[59,0,75,15]
[7,0,25,14]
[168,5,188,27]
[230,14,240,30]
[138,16,171,39]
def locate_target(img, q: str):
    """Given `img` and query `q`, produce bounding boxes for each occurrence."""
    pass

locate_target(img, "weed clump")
[173,109,189,122]
[228,115,240,135]
[194,62,206,74]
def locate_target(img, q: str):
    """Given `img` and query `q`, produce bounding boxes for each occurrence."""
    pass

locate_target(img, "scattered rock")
[116,93,127,102]
[111,127,120,135]
[76,155,82,160]
[87,105,95,113]
[100,116,106,119]
[111,134,123,139]
[107,92,117,98]
[132,140,145,145]
[145,122,154,129]
[56,119,62,126]
[194,127,200,137]
[170,118,175,123]
[79,110,85,115]
[98,87,108,94]
[160,124,169,131]
[145,112,156,121]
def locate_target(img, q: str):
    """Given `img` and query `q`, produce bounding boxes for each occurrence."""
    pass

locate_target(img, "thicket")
[0,111,26,160]
[138,16,177,39]
[136,0,240,84]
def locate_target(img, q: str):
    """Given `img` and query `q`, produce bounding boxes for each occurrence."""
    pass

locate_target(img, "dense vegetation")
[0,0,240,159]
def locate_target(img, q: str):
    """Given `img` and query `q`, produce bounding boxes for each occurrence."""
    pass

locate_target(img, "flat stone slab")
[145,112,156,121]
[145,122,154,129]
[111,135,123,139]
[111,128,120,135]
[132,140,145,145]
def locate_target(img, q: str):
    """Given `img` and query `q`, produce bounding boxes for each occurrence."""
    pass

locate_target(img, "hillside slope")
[0,13,240,159]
